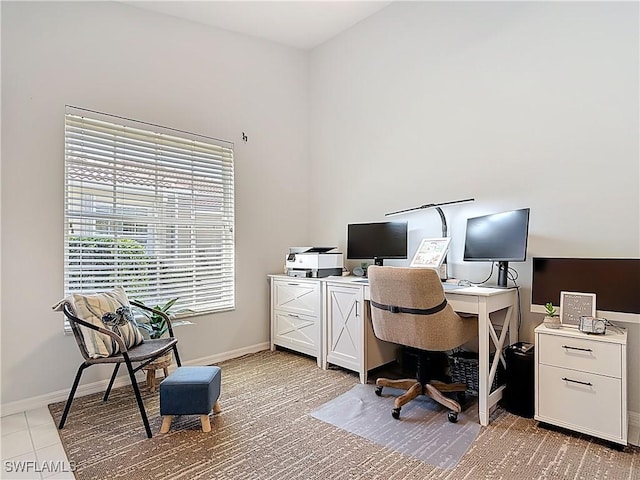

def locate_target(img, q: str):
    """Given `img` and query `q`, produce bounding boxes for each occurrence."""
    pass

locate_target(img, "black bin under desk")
[503,342,535,418]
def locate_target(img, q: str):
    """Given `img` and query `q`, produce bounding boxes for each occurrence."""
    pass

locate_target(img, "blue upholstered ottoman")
[159,366,222,433]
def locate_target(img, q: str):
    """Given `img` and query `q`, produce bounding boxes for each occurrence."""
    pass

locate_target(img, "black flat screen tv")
[463,208,530,287]
[347,221,408,266]
[532,257,640,314]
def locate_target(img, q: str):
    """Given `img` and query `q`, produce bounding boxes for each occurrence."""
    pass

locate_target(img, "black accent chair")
[56,299,181,438]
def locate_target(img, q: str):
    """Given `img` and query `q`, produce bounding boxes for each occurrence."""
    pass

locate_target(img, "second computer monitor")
[347,221,408,266]
[463,208,530,287]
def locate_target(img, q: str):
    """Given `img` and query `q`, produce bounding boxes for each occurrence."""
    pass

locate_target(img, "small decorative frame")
[410,237,451,269]
[559,291,596,327]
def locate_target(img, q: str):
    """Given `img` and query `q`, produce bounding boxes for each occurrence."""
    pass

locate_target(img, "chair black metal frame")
[58,299,182,438]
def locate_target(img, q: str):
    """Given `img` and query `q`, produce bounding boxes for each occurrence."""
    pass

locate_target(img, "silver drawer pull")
[287,283,300,286]
[562,377,593,386]
[287,313,300,318]
[562,345,593,352]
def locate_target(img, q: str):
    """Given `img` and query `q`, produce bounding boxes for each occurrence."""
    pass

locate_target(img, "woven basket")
[449,351,504,396]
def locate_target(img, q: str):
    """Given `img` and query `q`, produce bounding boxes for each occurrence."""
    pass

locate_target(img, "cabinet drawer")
[272,280,320,316]
[538,333,621,377]
[537,364,622,439]
[272,310,318,356]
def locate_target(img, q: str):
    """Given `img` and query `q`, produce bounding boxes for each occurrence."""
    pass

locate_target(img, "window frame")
[63,106,235,324]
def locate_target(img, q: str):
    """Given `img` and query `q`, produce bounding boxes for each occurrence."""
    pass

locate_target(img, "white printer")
[285,247,343,278]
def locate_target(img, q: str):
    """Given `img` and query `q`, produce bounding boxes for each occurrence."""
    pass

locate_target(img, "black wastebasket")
[503,342,535,417]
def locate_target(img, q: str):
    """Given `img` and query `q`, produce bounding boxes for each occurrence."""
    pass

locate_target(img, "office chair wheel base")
[448,411,458,423]
[392,408,401,419]
[375,386,383,396]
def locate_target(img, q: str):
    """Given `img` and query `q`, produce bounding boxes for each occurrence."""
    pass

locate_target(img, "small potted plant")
[543,302,561,329]
[136,297,178,340]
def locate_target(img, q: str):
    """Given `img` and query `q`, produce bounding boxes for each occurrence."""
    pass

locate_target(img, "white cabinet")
[534,324,627,445]
[268,274,518,426]
[270,278,321,365]
[325,282,364,376]
[269,276,396,382]
[324,281,397,384]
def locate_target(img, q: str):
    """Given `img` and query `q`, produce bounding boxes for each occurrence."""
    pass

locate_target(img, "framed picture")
[559,291,596,327]
[410,237,451,269]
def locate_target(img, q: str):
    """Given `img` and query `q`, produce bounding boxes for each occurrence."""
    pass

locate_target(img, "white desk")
[438,285,518,426]
[269,274,519,427]
[360,279,518,426]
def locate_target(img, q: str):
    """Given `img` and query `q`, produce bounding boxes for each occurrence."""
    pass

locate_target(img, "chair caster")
[392,407,401,419]
[375,386,383,396]
[448,411,458,423]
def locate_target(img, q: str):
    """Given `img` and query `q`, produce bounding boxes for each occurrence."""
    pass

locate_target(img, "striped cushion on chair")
[69,287,144,358]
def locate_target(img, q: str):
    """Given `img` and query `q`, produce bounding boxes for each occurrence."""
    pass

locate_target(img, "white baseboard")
[0,342,270,417]
[628,411,640,447]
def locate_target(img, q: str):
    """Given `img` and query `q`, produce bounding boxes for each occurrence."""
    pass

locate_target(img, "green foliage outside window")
[66,236,150,295]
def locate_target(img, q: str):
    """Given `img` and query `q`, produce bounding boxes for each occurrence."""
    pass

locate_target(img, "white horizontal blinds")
[64,107,235,315]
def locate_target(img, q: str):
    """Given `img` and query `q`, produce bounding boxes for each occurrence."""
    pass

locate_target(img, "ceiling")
[121,1,393,50]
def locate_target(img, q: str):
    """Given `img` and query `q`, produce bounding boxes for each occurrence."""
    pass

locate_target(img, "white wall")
[308,2,639,412]
[1,2,310,407]
[2,0,639,423]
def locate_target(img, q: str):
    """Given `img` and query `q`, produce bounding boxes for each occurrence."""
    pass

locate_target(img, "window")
[64,106,235,317]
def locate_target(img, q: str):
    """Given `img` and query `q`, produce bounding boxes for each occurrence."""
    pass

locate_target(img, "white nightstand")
[534,324,627,446]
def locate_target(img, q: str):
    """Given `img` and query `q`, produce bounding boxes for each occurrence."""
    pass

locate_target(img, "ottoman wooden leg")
[200,415,211,433]
[160,416,172,434]
[213,400,221,414]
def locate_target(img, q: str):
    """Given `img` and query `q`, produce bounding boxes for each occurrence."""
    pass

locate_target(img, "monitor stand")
[496,261,509,288]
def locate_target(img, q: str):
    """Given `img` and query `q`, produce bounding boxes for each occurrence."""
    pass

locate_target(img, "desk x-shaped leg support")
[477,291,518,426]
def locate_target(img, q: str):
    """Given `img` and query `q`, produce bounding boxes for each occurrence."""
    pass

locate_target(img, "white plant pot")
[543,315,561,329]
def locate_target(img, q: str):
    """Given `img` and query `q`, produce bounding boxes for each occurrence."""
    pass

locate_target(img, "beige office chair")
[368,266,478,422]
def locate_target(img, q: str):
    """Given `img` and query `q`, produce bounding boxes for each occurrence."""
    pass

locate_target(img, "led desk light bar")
[385,198,475,279]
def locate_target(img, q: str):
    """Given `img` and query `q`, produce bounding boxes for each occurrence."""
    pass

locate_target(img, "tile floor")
[1,408,74,480]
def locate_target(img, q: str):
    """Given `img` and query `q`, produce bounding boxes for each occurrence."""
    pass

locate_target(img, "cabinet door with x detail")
[325,283,364,374]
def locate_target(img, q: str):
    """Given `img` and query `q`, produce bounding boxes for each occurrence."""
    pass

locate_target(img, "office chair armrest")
[130,300,176,338]
[62,303,128,353]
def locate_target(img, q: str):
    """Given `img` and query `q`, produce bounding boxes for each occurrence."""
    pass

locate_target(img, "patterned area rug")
[49,350,640,480]
[311,384,480,468]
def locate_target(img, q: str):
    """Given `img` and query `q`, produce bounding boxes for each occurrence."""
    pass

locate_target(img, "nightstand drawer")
[537,364,622,439]
[538,332,621,377]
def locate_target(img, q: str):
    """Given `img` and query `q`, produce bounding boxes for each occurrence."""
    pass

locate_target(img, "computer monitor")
[532,257,640,315]
[463,208,530,287]
[347,221,408,266]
